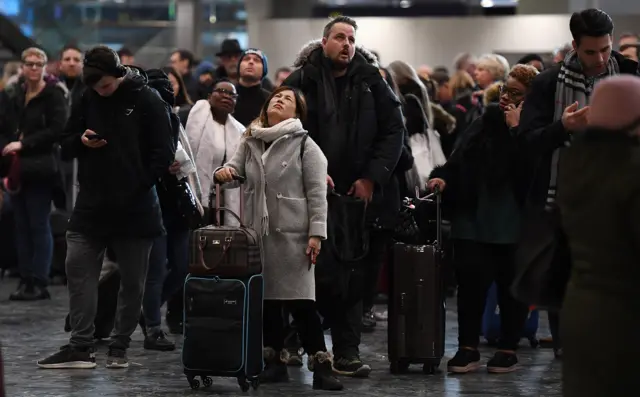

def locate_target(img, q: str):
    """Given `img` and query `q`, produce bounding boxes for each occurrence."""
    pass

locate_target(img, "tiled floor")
[0,278,562,396]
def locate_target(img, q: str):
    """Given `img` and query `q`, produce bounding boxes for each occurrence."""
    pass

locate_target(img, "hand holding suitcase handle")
[416,185,443,252]
[212,168,246,226]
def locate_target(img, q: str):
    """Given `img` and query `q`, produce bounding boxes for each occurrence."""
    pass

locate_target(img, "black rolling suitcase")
[388,188,446,374]
[182,274,264,392]
[182,179,264,392]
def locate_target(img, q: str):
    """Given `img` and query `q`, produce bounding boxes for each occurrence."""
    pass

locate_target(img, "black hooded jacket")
[60,67,176,238]
[283,40,405,227]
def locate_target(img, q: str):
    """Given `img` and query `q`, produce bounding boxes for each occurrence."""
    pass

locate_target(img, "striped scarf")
[547,50,619,208]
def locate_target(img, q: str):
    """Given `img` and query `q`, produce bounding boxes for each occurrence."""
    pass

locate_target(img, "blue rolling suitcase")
[182,274,264,392]
[482,283,539,348]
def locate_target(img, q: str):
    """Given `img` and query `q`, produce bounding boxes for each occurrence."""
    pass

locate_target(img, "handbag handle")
[213,174,246,226]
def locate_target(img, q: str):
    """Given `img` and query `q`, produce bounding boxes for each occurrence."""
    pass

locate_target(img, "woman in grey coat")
[215,86,342,391]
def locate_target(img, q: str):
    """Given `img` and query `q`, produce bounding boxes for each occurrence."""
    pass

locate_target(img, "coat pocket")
[275,196,308,233]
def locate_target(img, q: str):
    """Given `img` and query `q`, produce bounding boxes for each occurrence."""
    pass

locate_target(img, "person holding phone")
[214,86,342,391]
[427,64,539,375]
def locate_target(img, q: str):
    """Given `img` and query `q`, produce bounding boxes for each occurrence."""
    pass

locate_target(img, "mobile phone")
[86,134,104,140]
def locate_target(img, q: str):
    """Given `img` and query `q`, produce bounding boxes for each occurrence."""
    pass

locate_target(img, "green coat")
[557,130,640,397]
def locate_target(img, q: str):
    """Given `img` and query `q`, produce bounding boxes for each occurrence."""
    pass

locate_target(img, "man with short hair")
[117,47,135,66]
[284,15,405,378]
[233,48,271,125]
[170,49,199,100]
[37,45,175,370]
[518,8,639,361]
[619,32,639,62]
[273,66,292,87]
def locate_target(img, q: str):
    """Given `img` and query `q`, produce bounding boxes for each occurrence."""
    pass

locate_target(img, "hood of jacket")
[292,39,379,69]
[115,66,148,95]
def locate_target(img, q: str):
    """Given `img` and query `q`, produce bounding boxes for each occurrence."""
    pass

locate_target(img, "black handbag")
[510,204,572,310]
[393,198,426,244]
[315,190,370,305]
[159,175,203,229]
[19,150,59,182]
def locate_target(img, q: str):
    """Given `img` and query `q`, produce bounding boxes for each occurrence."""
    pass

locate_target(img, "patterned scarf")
[547,50,619,208]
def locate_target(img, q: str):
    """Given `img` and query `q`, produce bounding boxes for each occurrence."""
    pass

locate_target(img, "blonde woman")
[388,60,433,132]
[0,47,68,301]
[474,54,509,91]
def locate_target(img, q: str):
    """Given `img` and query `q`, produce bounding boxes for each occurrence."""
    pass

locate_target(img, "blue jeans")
[11,182,53,284]
[142,215,190,330]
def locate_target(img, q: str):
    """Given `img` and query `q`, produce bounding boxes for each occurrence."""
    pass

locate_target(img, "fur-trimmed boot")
[259,347,289,383]
[311,352,344,391]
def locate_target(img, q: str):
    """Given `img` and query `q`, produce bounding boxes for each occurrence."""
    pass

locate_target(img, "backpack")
[145,68,180,146]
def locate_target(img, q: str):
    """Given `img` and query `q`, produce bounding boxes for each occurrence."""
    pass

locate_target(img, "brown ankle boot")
[311,352,344,391]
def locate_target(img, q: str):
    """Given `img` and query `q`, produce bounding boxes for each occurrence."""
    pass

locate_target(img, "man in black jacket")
[284,16,404,377]
[518,8,640,358]
[37,46,175,370]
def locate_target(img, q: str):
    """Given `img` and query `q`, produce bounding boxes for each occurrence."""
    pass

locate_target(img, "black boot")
[259,347,289,383]
[311,352,344,391]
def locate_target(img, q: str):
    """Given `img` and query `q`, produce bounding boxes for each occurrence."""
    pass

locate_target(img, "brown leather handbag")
[188,176,262,277]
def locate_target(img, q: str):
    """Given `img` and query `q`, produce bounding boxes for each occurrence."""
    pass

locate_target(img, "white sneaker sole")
[37,361,97,369]
[487,364,518,374]
[447,361,481,374]
[106,362,129,369]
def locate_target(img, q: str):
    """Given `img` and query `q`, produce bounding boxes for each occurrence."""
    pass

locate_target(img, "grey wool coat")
[223,129,328,300]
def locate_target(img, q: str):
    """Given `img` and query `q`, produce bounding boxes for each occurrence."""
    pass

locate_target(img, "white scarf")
[249,118,305,236]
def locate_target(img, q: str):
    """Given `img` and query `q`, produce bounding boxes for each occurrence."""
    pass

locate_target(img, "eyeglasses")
[499,85,524,100]
[23,62,45,69]
[213,88,238,99]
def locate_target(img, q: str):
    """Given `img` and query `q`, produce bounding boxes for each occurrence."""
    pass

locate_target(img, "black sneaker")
[144,330,176,351]
[447,349,481,374]
[487,351,518,374]
[332,355,371,377]
[106,347,129,369]
[37,345,96,369]
[362,309,377,333]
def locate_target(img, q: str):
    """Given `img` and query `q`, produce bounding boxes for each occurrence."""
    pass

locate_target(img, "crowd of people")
[0,7,638,396]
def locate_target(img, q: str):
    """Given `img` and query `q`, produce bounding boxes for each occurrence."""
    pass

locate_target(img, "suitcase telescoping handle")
[416,185,443,251]
[213,174,246,227]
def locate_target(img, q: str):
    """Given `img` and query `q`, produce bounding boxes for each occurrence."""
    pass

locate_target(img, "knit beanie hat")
[237,48,268,80]
[589,75,640,134]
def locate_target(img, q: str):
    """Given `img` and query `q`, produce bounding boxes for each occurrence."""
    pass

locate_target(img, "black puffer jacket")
[283,40,405,228]
[60,67,176,238]
[0,77,68,182]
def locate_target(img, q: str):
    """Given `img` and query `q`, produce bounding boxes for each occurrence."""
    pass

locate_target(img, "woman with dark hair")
[428,64,539,375]
[162,66,193,126]
[215,86,342,391]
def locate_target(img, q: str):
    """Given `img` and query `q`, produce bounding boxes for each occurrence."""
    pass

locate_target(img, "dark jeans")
[11,182,53,284]
[454,239,529,351]
[548,311,562,349]
[142,218,190,331]
[66,231,153,349]
[263,299,326,355]
[362,230,392,311]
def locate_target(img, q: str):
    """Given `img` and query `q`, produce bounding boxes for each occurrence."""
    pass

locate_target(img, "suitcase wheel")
[186,375,200,390]
[251,378,260,390]
[389,359,410,374]
[423,362,440,375]
[528,337,540,349]
[202,376,213,387]
[237,376,251,392]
